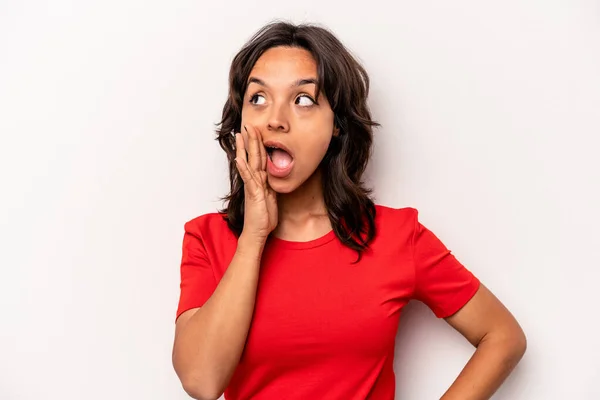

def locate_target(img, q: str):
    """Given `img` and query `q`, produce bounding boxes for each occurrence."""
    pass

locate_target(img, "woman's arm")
[441,284,527,400]
[172,235,264,400]
[172,125,276,400]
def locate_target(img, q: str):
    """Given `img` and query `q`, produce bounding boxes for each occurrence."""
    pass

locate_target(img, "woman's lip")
[262,140,294,158]
[267,156,294,178]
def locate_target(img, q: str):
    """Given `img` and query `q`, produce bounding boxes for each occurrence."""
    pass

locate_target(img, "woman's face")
[241,46,336,194]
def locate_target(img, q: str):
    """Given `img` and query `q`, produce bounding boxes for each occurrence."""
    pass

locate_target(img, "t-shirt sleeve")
[411,210,480,318]
[176,220,218,320]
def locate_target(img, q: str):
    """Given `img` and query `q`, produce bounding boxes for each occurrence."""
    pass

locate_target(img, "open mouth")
[265,146,276,161]
[265,145,293,167]
[264,143,294,177]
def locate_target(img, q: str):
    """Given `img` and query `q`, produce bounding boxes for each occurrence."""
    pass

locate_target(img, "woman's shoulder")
[373,204,423,236]
[374,203,418,222]
[366,204,420,249]
[183,210,230,237]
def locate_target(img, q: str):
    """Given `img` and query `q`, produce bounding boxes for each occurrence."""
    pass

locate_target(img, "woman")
[172,21,526,400]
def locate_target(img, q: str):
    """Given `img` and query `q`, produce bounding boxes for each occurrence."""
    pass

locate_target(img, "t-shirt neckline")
[267,229,337,250]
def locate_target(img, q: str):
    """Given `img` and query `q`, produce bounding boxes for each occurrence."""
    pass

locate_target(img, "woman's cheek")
[321,136,333,155]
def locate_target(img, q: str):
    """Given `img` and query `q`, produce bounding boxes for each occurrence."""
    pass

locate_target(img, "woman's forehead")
[249,47,317,86]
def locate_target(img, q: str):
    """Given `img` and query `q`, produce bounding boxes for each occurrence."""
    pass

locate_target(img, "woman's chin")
[267,176,298,194]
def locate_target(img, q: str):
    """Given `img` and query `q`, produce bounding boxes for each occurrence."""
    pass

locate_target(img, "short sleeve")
[412,211,480,318]
[176,221,218,320]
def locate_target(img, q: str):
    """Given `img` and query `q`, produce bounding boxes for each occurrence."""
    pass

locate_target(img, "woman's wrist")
[237,232,267,258]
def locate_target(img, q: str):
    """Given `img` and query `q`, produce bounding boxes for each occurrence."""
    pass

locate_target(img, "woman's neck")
[273,169,332,241]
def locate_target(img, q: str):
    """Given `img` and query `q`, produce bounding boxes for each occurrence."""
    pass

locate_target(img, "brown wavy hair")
[216,21,379,257]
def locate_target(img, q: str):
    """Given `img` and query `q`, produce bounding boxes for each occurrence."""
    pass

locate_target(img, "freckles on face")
[240,46,336,192]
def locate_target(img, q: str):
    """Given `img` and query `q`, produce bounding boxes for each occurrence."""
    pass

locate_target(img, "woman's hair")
[216,21,379,257]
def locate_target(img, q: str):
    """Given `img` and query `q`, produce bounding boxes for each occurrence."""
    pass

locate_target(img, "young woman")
[172,21,526,400]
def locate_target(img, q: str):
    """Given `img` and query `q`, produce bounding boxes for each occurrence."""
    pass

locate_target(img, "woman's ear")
[333,114,344,137]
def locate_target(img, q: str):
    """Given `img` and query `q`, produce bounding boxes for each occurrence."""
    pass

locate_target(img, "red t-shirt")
[176,205,480,399]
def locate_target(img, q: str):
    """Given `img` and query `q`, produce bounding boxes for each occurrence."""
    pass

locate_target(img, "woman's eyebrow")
[247,77,267,87]
[247,77,318,88]
[292,78,318,87]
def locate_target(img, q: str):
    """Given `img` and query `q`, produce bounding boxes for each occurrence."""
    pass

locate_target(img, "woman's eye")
[296,95,315,107]
[249,94,266,105]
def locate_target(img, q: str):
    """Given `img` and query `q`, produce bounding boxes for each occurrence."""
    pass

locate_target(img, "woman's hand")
[234,124,278,244]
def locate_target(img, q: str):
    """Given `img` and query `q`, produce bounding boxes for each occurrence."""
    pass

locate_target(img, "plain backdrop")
[1,1,599,399]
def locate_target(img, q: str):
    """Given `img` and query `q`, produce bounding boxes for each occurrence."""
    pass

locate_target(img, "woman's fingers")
[234,156,250,182]
[235,132,246,164]
[235,125,267,190]
[256,127,267,171]
[235,132,257,184]
[245,125,262,172]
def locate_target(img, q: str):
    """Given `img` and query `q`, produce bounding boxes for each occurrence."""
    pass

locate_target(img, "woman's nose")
[267,104,289,132]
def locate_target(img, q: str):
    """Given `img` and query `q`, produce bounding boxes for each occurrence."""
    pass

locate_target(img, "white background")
[1,1,599,399]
